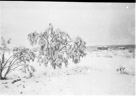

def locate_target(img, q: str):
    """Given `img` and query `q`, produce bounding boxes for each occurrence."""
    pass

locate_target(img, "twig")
[10,64,24,72]
[2,52,19,67]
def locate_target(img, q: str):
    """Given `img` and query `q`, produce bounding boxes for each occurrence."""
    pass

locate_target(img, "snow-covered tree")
[27,23,87,69]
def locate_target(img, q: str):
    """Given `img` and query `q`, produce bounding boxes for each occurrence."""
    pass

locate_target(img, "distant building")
[97,46,108,50]
[118,47,126,50]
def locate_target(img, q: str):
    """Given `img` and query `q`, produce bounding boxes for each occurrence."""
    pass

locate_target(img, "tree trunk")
[0,61,2,80]
[0,53,5,80]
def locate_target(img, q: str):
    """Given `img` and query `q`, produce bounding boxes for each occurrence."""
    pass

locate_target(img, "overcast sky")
[0,2,135,47]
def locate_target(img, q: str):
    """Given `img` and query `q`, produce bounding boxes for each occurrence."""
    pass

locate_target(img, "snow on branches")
[27,23,87,69]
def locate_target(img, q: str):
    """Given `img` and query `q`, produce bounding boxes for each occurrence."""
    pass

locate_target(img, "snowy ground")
[0,49,135,95]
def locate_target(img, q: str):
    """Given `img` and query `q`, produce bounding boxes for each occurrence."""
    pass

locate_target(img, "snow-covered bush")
[0,37,36,80]
[27,23,87,69]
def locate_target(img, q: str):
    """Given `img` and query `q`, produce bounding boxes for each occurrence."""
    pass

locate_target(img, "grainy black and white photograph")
[0,1,135,95]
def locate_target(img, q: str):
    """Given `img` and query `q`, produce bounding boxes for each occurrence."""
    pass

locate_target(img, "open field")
[0,46,135,95]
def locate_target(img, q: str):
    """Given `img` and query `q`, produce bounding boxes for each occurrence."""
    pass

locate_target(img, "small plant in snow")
[116,65,126,74]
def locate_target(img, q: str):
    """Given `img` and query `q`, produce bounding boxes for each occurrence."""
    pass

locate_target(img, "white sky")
[0,2,135,47]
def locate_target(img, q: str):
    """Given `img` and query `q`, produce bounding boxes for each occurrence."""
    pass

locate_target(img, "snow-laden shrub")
[27,23,87,69]
[0,37,36,80]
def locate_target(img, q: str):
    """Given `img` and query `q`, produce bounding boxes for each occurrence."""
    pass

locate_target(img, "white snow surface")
[0,51,135,95]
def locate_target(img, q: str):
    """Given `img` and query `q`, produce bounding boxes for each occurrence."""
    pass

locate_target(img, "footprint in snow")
[2,82,8,84]
[17,84,22,87]
[35,81,39,83]
[20,91,23,94]
[23,85,25,88]
[4,86,9,88]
